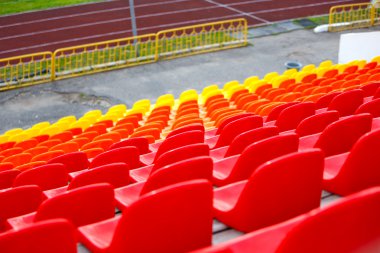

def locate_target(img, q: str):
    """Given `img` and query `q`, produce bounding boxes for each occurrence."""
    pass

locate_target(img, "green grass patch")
[293,15,329,29]
[0,0,105,16]
[309,15,330,25]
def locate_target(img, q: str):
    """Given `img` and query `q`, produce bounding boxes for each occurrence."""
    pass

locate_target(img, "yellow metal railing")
[329,2,379,32]
[0,18,248,90]
[374,1,380,26]
[53,34,156,80]
[0,52,52,91]
[155,18,248,60]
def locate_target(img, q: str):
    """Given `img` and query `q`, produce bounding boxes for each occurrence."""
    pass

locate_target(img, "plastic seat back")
[360,81,380,97]
[109,137,151,154]
[315,113,372,156]
[356,98,380,117]
[166,124,205,138]
[224,126,279,157]
[328,89,364,116]
[35,183,114,227]
[154,130,204,162]
[152,143,210,174]
[236,149,323,232]
[13,164,68,191]
[0,185,43,231]
[227,134,299,184]
[316,91,342,109]
[110,180,213,253]
[329,129,380,195]
[214,116,263,148]
[89,146,141,169]
[276,102,316,132]
[141,156,213,195]
[0,169,20,190]
[47,151,89,172]
[215,113,254,134]
[265,102,299,122]
[68,163,130,190]
[0,219,77,253]
[296,110,340,137]
[277,187,380,253]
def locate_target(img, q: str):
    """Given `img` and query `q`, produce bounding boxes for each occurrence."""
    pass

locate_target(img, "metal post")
[129,0,138,38]
[129,0,139,55]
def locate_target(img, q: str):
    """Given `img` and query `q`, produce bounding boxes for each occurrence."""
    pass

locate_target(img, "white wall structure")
[338,31,380,63]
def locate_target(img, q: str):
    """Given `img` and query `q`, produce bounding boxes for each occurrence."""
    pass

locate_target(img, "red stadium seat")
[323,129,380,196]
[0,185,44,231]
[295,110,340,137]
[130,143,209,182]
[273,102,316,131]
[193,187,380,253]
[12,164,68,191]
[89,146,143,169]
[47,151,89,173]
[108,137,151,154]
[78,180,213,253]
[0,169,20,190]
[212,134,299,187]
[115,157,213,210]
[0,219,77,253]
[213,150,323,232]
[7,183,114,229]
[299,113,372,156]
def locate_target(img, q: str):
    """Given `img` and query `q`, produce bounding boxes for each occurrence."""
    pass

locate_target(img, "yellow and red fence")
[329,1,380,32]
[0,18,248,90]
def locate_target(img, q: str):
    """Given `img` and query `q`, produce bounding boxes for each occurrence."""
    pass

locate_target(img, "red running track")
[0,0,365,58]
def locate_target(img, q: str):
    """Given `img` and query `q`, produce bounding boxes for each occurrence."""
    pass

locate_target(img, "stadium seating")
[0,57,380,252]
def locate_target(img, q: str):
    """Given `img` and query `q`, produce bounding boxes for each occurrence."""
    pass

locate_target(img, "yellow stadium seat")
[4,128,23,136]
[0,135,9,144]
[223,80,240,91]
[156,94,175,103]
[302,64,316,73]
[106,110,124,119]
[22,128,39,138]
[202,84,219,96]
[40,126,61,136]
[243,76,259,87]
[31,122,51,131]
[226,85,246,98]
[83,109,102,118]
[108,104,127,114]
[248,80,267,93]
[180,89,198,98]
[155,98,175,108]
[202,89,223,103]
[272,76,289,88]
[70,120,91,131]
[133,99,150,110]
[263,72,279,82]
[180,93,198,104]
[8,133,29,143]
[98,114,119,123]
[79,116,98,125]
[371,55,380,63]
[283,68,298,77]
[316,67,330,77]
[319,60,333,68]
[126,108,146,116]
[52,122,70,131]
[295,71,312,83]
[57,115,77,124]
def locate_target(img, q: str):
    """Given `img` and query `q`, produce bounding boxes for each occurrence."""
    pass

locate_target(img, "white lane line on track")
[250,0,359,14]
[203,0,270,23]
[0,13,244,56]
[0,0,359,56]
[0,0,270,28]
[0,0,271,41]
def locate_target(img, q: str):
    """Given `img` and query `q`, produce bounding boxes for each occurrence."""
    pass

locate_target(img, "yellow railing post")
[51,51,56,81]
[0,18,248,90]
